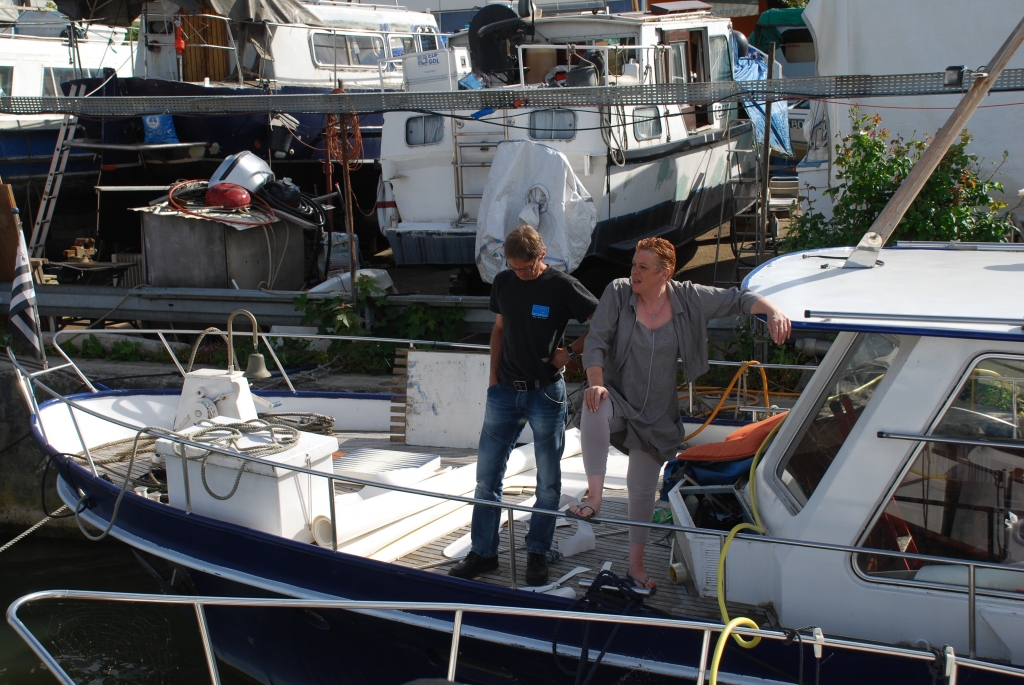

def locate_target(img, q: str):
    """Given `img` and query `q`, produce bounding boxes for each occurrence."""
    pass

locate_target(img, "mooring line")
[0,505,68,554]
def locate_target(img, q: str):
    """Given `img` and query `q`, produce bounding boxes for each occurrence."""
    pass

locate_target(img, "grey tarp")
[54,0,321,27]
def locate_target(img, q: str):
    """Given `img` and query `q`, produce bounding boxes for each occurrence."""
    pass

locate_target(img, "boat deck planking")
[334,431,771,625]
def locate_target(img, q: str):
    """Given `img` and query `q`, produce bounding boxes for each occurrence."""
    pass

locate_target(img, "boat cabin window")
[389,35,417,57]
[633,107,663,141]
[775,333,900,509]
[708,34,732,82]
[0,66,11,97]
[857,356,1024,591]
[311,32,387,68]
[406,114,444,146]
[419,32,438,52]
[42,67,104,96]
[529,109,576,141]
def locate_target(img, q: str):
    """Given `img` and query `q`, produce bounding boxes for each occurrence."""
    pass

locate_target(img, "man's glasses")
[505,260,539,274]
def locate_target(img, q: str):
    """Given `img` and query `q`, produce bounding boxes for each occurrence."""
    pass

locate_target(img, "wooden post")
[759,43,775,264]
[846,14,1024,268]
[338,125,357,307]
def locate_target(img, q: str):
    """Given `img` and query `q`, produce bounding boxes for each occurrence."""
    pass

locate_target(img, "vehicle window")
[42,67,104,96]
[0,66,11,97]
[633,107,662,141]
[529,109,576,140]
[858,357,1024,591]
[312,33,385,68]
[776,333,900,507]
[406,114,444,146]
[389,35,416,57]
[708,34,732,82]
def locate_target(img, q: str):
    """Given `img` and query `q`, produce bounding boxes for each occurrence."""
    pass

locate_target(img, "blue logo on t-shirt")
[531,304,550,319]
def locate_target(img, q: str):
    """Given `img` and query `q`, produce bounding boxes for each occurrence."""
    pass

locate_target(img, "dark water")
[0,530,221,685]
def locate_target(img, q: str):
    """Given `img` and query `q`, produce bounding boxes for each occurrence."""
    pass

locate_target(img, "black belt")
[504,377,560,391]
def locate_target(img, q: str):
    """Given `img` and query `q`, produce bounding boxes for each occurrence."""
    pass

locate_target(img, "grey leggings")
[580,397,662,544]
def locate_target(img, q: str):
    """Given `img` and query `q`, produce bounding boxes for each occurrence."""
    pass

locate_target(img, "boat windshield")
[858,356,1024,591]
[775,333,900,508]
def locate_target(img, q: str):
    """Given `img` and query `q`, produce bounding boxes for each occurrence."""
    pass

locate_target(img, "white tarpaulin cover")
[801,0,1024,216]
[476,141,596,283]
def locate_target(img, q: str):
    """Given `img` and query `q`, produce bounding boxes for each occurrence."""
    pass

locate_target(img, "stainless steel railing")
[9,590,1024,685]
[46,326,817,399]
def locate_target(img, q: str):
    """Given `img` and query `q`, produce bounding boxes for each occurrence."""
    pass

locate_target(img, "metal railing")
[9,331,1021,660]
[9,589,1024,685]
[46,326,816,398]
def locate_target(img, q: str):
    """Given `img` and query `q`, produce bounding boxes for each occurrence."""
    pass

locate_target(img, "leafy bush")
[782,109,1019,251]
[294,275,466,374]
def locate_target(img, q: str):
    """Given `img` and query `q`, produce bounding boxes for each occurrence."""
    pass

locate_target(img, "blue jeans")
[471,379,567,557]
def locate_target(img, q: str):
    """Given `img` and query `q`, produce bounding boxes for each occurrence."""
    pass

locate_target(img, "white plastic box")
[668,480,756,598]
[402,48,472,92]
[158,418,339,543]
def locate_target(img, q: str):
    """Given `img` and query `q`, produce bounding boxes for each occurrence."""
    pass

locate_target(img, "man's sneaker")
[448,551,499,580]
[525,552,548,586]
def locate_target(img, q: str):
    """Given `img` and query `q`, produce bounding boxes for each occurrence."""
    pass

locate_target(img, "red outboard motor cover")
[206,183,251,209]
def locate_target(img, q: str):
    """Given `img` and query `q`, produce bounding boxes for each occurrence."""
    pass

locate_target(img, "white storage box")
[402,48,471,92]
[667,480,755,598]
[158,418,339,542]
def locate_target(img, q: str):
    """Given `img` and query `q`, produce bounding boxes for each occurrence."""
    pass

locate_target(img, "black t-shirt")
[489,267,599,384]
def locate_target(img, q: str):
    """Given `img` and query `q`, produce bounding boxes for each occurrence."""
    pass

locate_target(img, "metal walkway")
[2,70,1023,116]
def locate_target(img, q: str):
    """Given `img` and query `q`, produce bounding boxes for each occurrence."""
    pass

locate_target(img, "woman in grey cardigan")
[569,237,791,591]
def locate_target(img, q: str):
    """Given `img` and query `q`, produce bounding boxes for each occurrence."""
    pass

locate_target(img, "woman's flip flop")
[566,504,601,523]
[626,573,657,596]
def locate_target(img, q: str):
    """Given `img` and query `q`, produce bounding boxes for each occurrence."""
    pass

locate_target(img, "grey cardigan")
[582,278,763,383]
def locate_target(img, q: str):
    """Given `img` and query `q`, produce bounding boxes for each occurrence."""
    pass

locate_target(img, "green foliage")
[109,340,144,362]
[79,334,105,359]
[294,275,467,374]
[780,0,808,7]
[782,109,1019,251]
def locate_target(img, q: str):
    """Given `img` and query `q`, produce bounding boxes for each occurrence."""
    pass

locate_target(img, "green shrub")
[782,109,1019,251]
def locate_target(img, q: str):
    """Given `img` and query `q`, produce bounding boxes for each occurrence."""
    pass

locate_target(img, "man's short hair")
[504,224,546,262]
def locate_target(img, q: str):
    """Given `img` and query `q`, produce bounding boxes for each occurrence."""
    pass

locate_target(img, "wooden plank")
[389,426,406,434]
[390,435,405,442]
[393,367,407,375]
[0,184,20,283]
[391,417,407,425]
[394,357,408,366]
[391,396,407,404]
[395,348,410,356]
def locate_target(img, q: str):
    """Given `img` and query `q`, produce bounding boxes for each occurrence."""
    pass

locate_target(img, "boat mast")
[844,14,1024,269]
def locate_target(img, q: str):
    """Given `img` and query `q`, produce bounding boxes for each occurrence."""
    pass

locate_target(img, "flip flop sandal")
[565,504,601,523]
[626,573,657,596]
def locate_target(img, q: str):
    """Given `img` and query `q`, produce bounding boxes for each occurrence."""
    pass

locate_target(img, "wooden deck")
[333,431,772,626]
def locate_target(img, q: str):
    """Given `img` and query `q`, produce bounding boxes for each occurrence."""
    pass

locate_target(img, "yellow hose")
[709,617,760,685]
[684,361,771,442]
[714,419,785,652]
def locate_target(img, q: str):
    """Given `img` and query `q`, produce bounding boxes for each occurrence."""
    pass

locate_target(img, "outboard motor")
[468,4,533,84]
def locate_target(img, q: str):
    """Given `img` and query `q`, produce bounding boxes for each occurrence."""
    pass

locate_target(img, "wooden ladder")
[28,83,87,258]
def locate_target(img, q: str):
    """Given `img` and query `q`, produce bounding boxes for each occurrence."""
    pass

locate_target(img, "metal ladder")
[729,138,776,271]
[29,83,87,258]
[451,113,508,227]
[712,123,761,287]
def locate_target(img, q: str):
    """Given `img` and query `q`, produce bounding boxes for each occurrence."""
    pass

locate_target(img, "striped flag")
[8,210,45,365]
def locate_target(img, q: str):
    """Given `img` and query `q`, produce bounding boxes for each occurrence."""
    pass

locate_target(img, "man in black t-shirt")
[450,225,598,586]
